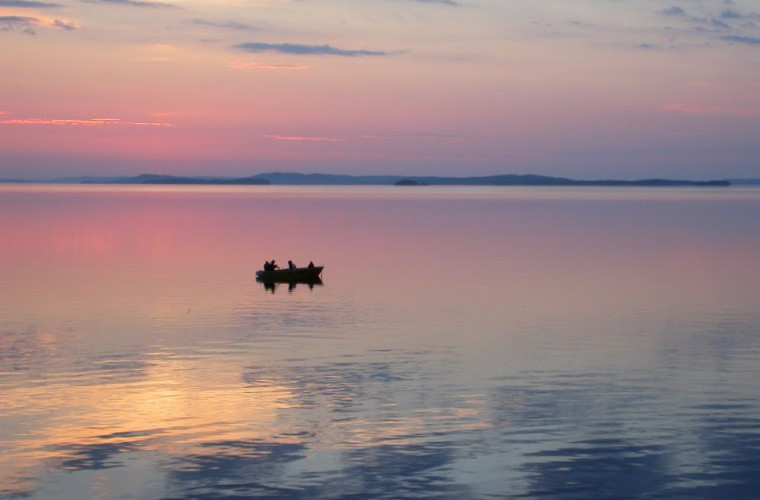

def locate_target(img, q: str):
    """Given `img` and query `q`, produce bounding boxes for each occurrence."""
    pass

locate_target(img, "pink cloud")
[262,134,344,143]
[0,117,173,127]
[662,103,760,117]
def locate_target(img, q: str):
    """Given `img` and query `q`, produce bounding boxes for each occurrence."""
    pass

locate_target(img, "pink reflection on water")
[2,185,759,333]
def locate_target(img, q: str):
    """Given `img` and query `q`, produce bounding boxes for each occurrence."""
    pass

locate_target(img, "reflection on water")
[1,185,760,499]
[257,277,324,294]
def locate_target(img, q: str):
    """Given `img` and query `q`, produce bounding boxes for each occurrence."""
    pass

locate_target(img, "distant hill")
[253,172,730,187]
[727,179,760,185]
[256,172,399,185]
[103,174,271,185]
[1,172,732,187]
[0,178,34,183]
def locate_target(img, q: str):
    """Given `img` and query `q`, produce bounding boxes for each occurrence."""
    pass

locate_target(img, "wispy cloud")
[190,18,260,32]
[229,61,311,71]
[0,116,173,126]
[721,35,760,45]
[262,134,344,142]
[0,15,38,34]
[658,6,731,29]
[0,0,60,7]
[236,42,387,57]
[655,4,760,43]
[658,6,687,18]
[53,18,76,30]
[719,8,760,22]
[83,0,175,8]
[1,15,77,34]
[413,0,459,5]
[662,103,760,117]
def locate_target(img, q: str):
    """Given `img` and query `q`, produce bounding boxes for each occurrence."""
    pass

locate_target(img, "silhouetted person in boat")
[288,260,297,271]
[308,261,315,269]
[263,260,272,272]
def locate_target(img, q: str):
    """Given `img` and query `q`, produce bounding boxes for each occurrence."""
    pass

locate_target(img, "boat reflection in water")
[255,266,324,293]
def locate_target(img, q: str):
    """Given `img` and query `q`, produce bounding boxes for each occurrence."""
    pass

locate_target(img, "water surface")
[1,185,759,499]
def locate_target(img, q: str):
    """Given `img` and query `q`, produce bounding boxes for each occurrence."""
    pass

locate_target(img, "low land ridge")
[0,172,736,186]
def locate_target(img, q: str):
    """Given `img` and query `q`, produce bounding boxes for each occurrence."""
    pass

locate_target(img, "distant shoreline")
[0,172,740,187]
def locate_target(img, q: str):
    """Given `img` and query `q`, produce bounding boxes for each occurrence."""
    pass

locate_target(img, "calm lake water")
[1,185,760,500]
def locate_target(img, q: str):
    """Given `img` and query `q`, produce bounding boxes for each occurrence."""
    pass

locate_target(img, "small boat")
[255,266,324,283]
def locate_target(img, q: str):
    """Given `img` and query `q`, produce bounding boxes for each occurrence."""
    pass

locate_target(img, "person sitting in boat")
[307,261,315,269]
[267,260,279,271]
[288,260,297,271]
[263,260,271,272]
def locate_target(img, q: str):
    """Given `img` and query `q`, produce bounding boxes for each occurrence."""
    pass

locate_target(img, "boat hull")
[255,266,323,282]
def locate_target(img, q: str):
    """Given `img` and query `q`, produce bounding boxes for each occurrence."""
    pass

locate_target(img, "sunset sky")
[1,0,759,180]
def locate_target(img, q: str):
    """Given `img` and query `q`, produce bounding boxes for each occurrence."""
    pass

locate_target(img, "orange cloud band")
[0,117,173,127]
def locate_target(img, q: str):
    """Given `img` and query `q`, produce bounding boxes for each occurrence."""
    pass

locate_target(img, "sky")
[1,0,759,180]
